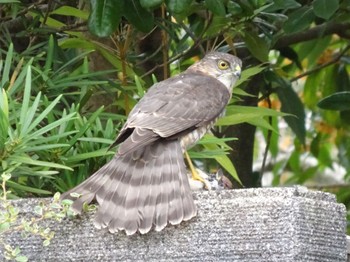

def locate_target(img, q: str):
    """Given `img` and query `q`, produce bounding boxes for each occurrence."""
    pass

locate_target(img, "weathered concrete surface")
[2,187,347,261]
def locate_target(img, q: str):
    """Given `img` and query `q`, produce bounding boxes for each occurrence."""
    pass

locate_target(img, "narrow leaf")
[51,6,89,20]
[9,155,73,170]
[26,112,76,141]
[65,148,114,163]
[20,92,42,138]
[6,180,52,195]
[235,64,266,87]
[20,66,32,134]
[2,43,13,88]
[202,143,241,184]
[276,81,306,144]
[44,35,55,74]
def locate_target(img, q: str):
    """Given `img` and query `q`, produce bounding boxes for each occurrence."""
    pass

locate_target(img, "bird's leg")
[184,151,211,190]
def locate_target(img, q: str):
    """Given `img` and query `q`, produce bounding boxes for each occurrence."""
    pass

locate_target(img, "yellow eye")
[218,60,230,70]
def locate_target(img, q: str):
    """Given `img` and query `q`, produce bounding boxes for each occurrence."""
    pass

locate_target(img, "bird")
[61,51,242,235]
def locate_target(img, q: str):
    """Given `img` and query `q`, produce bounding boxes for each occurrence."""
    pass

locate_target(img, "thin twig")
[161,4,169,79]
[290,45,350,82]
[58,21,87,32]
[178,21,206,55]
[259,96,272,184]
[140,13,213,78]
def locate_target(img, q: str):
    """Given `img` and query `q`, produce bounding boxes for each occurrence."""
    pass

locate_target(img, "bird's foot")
[185,151,211,190]
[188,168,212,190]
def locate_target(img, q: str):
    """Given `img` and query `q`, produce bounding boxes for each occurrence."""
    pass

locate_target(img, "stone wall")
[2,187,347,261]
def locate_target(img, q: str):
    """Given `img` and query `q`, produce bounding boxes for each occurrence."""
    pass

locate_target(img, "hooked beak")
[233,65,242,79]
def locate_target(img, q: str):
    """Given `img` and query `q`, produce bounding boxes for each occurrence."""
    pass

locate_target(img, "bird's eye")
[218,60,230,70]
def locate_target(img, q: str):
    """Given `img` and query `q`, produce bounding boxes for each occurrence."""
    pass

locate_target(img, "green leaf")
[0,222,10,233]
[241,31,269,62]
[235,64,266,87]
[283,6,314,34]
[336,65,350,93]
[59,38,96,50]
[0,0,20,3]
[20,144,70,152]
[19,66,32,135]
[20,92,42,138]
[303,70,322,109]
[247,117,277,133]
[6,180,52,194]
[205,0,225,16]
[232,88,256,97]
[313,0,339,20]
[62,107,104,154]
[44,35,55,74]
[43,240,51,247]
[88,0,122,37]
[134,77,145,99]
[0,89,9,149]
[276,80,306,144]
[34,205,43,216]
[25,112,76,141]
[296,36,332,67]
[24,95,63,136]
[123,0,154,32]
[78,137,114,144]
[166,0,193,14]
[1,43,13,88]
[15,255,28,262]
[227,1,242,15]
[65,147,114,163]
[202,142,241,184]
[140,0,163,9]
[340,110,350,124]
[9,155,73,170]
[205,16,231,37]
[51,6,89,20]
[197,134,236,147]
[317,91,350,111]
[216,105,288,126]
[7,58,34,96]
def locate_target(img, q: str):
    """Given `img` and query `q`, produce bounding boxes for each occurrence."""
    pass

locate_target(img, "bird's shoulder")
[149,72,228,95]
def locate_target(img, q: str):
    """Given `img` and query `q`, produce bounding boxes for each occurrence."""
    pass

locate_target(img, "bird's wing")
[116,72,230,155]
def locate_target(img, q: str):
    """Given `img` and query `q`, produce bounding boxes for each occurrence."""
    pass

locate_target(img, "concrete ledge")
[3,187,347,261]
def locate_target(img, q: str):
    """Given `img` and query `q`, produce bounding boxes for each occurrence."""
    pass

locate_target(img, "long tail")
[61,139,196,235]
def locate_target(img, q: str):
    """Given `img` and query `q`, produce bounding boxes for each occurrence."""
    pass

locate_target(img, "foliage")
[0,40,118,196]
[0,173,76,261]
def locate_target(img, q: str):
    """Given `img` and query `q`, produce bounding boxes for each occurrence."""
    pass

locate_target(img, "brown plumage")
[61,52,242,235]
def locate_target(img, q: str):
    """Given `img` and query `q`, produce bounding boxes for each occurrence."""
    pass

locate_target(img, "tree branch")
[236,22,350,58]
[274,22,350,49]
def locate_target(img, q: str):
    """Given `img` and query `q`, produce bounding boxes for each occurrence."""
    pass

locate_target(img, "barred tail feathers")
[61,140,196,235]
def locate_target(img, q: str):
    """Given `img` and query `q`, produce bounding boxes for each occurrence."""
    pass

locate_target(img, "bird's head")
[188,52,242,92]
